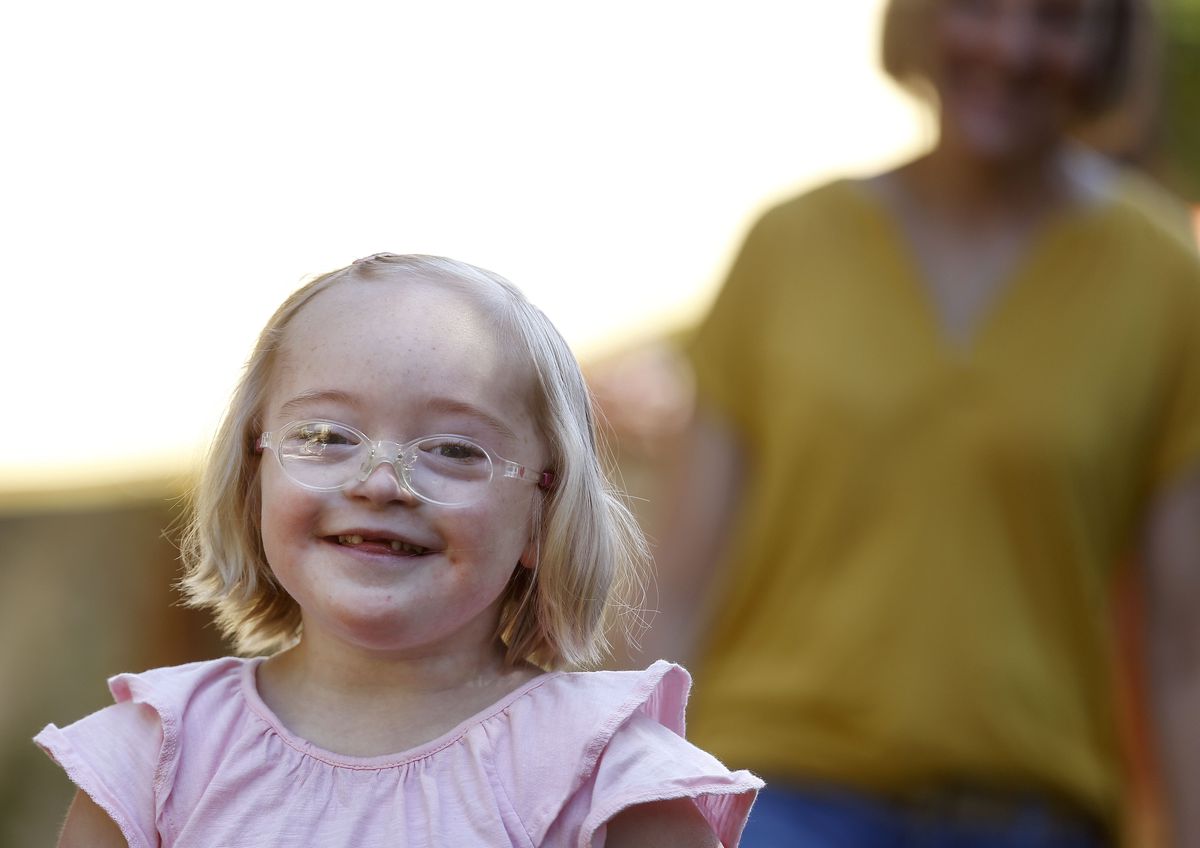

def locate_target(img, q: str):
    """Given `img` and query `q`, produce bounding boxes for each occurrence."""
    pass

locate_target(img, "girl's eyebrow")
[276,390,517,441]
[424,398,517,441]
[277,389,356,419]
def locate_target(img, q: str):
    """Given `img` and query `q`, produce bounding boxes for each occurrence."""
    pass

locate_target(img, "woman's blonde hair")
[880,0,1139,119]
[180,254,647,669]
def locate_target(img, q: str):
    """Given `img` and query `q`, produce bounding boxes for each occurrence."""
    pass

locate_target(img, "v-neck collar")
[843,176,1117,361]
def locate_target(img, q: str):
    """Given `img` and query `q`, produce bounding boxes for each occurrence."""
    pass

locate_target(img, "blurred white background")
[0,1,926,490]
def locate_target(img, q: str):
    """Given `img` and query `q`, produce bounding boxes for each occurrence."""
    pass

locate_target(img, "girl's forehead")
[288,277,497,357]
[268,278,539,433]
[308,274,487,323]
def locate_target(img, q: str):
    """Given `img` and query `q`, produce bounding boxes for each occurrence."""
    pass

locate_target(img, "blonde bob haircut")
[180,254,647,669]
[881,0,1139,119]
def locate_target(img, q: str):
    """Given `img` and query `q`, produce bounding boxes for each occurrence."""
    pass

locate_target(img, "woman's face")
[928,0,1114,163]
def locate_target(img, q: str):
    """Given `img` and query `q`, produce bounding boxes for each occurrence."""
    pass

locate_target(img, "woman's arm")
[634,402,747,667]
[57,790,128,848]
[604,797,720,848]
[1143,468,1200,848]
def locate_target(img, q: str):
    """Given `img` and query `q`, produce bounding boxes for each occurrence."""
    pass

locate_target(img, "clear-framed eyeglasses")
[257,419,554,508]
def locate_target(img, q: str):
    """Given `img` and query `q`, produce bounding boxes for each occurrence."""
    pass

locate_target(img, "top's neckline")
[837,175,1119,358]
[237,656,560,770]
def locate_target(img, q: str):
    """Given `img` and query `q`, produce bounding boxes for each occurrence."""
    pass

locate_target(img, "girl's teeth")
[337,535,424,554]
[390,540,426,554]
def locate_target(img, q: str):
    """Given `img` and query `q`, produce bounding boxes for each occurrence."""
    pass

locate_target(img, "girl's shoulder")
[509,659,692,743]
[108,655,250,709]
[35,655,252,758]
[494,661,762,847]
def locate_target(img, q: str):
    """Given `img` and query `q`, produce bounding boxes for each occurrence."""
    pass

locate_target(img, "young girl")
[36,254,761,847]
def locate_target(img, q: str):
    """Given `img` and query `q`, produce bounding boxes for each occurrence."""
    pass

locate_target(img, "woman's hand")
[1144,468,1200,848]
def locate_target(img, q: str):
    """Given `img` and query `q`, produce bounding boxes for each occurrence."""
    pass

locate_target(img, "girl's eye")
[297,425,329,442]
[422,438,488,463]
[301,426,351,445]
[283,422,360,456]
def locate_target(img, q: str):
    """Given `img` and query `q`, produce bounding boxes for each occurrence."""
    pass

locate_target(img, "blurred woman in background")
[644,0,1200,845]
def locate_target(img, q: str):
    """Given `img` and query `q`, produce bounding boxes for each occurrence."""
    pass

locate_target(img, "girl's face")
[258,277,547,658]
[929,0,1112,162]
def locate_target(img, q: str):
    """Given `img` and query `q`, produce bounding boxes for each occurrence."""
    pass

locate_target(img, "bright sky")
[0,1,926,492]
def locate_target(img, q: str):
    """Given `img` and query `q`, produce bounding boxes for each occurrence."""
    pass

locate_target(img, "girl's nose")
[348,456,418,506]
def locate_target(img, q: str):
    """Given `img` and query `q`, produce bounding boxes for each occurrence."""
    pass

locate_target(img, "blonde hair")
[880,0,1139,119]
[180,254,647,669]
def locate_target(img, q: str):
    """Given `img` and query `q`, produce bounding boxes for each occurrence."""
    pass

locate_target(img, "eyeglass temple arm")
[502,460,555,490]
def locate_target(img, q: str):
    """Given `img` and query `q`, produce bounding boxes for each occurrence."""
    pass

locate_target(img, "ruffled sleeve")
[493,660,762,847]
[573,710,761,847]
[33,658,239,848]
[34,695,166,848]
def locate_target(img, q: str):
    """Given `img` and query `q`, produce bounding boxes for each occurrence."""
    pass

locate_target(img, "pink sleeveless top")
[35,658,761,847]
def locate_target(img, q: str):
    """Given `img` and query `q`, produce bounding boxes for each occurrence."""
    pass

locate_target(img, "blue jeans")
[741,784,1109,848]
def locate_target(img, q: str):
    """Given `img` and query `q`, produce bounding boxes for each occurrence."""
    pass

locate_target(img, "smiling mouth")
[335,535,429,556]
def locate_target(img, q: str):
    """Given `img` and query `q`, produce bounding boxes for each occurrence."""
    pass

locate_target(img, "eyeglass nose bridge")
[355,439,419,492]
